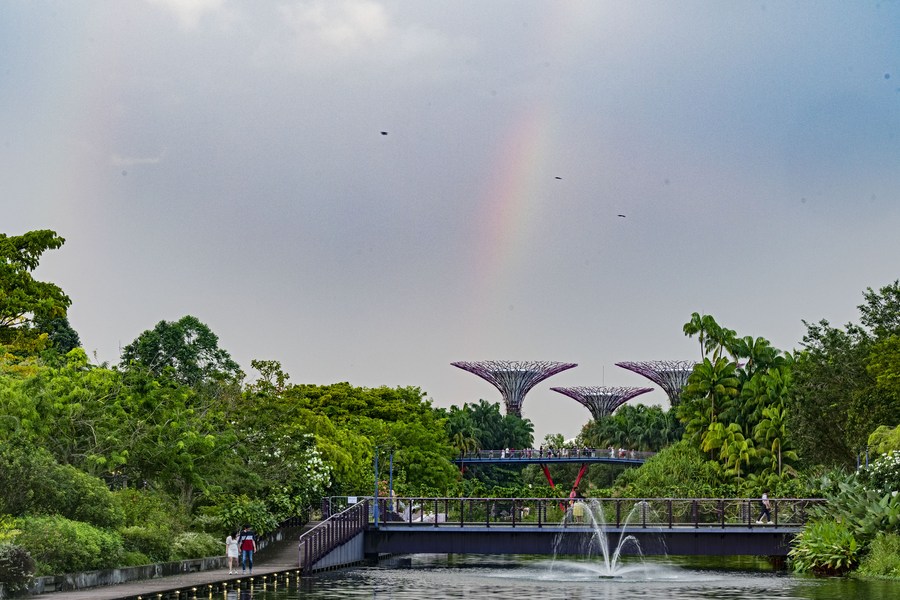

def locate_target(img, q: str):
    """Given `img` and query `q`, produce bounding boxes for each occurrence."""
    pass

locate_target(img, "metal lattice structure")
[615,360,697,408]
[451,360,577,417]
[550,386,654,421]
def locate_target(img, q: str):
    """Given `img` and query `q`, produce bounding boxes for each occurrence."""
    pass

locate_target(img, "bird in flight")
[555,176,562,180]
[617,214,626,218]
[380,131,388,135]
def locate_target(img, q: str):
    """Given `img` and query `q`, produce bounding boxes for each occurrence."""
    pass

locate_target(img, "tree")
[0,230,70,347]
[790,281,900,467]
[120,315,243,387]
[32,315,81,354]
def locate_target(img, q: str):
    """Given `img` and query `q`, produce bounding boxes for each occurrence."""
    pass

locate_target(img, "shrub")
[195,494,277,535]
[44,464,124,528]
[14,515,123,575]
[857,450,900,497]
[121,550,151,567]
[0,443,123,528]
[0,543,35,592]
[789,519,859,576]
[614,440,724,498]
[113,488,188,531]
[119,526,171,563]
[170,532,220,561]
[857,532,900,578]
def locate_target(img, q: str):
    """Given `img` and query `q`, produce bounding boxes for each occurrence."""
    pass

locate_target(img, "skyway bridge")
[301,497,823,573]
[453,449,652,466]
[453,449,653,497]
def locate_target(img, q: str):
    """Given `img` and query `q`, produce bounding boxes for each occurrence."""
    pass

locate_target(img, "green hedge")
[14,515,123,576]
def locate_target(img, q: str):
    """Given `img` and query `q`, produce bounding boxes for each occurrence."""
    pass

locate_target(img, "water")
[224,555,897,599]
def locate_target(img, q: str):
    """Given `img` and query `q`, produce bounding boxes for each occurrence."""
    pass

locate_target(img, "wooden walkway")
[29,525,316,600]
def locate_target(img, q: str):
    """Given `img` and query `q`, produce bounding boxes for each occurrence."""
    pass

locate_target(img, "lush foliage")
[443,399,534,488]
[869,425,900,455]
[580,404,680,453]
[120,315,243,386]
[677,314,799,492]
[612,440,724,498]
[789,281,900,468]
[857,450,900,497]
[5,230,900,580]
[14,515,124,576]
[856,532,900,578]
[0,230,70,348]
[0,543,35,592]
[791,467,900,575]
[789,519,859,576]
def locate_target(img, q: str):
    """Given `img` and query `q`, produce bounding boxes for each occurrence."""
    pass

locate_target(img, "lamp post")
[373,448,380,527]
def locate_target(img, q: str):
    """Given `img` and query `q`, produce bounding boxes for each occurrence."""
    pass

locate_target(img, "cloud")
[146,0,227,30]
[278,0,389,51]
[254,0,473,74]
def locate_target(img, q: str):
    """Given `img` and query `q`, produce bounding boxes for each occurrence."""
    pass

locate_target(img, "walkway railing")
[373,497,824,529]
[456,448,655,461]
[298,500,369,572]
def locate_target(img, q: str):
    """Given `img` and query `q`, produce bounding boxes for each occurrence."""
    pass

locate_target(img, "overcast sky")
[4,1,899,443]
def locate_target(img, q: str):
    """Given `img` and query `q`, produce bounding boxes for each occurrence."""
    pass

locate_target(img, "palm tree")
[684,357,739,424]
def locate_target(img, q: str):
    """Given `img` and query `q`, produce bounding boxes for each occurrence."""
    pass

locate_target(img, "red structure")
[450,360,577,417]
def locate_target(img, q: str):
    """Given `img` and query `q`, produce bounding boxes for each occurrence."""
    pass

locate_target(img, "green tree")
[120,315,243,387]
[790,281,900,467]
[0,230,70,349]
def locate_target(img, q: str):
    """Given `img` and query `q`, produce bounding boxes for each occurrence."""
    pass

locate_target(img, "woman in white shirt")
[225,532,239,574]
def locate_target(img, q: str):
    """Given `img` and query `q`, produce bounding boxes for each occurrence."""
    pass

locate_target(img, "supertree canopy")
[451,360,577,417]
[615,360,697,408]
[550,386,653,421]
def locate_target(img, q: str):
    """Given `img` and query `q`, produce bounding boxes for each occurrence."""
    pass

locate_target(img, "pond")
[224,554,896,600]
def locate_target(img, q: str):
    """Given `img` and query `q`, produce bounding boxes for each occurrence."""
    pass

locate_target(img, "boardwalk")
[29,525,312,600]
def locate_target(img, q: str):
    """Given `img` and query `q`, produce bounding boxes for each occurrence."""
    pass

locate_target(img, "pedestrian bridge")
[300,497,823,572]
[453,448,652,466]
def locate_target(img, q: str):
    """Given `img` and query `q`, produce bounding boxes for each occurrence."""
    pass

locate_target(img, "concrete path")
[29,525,317,600]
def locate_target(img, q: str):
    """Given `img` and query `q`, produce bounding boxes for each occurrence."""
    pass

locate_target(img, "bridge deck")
[367,523,801,556]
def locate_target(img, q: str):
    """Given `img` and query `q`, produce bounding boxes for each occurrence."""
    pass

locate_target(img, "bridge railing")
[299,499,369,572]
[373,497,825,529]
[456,448,655,460]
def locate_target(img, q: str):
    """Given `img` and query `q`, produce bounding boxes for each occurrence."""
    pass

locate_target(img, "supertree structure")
[550,386,654,421]
[615,360,697,408]
[451,360,577,417]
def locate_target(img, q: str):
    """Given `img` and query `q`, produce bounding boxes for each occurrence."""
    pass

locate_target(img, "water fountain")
[551,499,659,579]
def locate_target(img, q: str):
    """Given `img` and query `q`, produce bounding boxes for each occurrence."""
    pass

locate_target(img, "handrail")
[455,449,655,461]
[369,497,825,529]
[298,500,369,572]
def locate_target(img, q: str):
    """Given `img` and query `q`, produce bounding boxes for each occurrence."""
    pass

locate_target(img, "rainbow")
[472,104,561,308]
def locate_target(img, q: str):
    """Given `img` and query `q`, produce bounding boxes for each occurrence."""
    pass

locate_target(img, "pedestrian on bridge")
[757,492,772,524]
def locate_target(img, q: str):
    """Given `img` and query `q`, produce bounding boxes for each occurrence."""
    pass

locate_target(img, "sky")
[3,1,900,444]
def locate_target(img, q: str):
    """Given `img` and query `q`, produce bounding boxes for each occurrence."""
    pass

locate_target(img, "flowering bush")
[858,450,900,496]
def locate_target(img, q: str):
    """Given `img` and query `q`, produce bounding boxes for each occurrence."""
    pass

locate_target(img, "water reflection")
[238,555,896,600]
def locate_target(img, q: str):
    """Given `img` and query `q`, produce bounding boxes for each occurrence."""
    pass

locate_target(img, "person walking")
[225,531,239,574]
[237,524,258,574]
[757,492,772,524]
